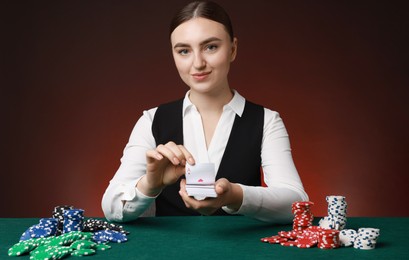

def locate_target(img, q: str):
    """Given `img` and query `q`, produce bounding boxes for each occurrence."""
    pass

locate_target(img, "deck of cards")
[185,162,217,200]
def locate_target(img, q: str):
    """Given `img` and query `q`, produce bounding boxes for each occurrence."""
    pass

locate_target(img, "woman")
[102,1,308,223]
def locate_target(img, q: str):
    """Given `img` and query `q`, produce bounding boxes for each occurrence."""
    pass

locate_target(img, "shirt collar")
[182,89,245,117]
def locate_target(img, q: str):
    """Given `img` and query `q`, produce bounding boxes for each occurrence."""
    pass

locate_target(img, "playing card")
[185,163,215,185]
[185,162,217,200]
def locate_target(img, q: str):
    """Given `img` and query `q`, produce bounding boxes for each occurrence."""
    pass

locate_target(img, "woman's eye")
[178,49,189,55]
[205,44,218,52]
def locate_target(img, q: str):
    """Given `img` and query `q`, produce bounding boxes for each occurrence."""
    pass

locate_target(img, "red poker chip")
[278,230,302,240]
[296,237,317,247]
[292,201,314,208]
[260,237,272,243]
[281,241,298,247]
[269,237,289,244]
[293,226,309,232]
[260,235,288,244]
[297,233,319,243]
[306,226,323,232]
[296,242,316,248]
[319,229,339,234]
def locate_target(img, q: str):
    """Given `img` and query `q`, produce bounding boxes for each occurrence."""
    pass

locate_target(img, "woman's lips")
[191,71,211,80]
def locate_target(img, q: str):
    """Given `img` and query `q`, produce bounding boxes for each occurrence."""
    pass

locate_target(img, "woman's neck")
[189,87,234,114]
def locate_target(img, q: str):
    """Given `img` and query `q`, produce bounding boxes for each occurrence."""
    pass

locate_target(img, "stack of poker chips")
[319,195,347,230]
[292,201,314,231]
[52,205,74,235]
[317,229,340,249]
[339,229,358,247]
[63,209,84,233]
[19,218,58,241]
[353,228,380,250]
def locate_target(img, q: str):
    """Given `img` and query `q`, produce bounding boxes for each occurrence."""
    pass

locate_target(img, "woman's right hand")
[137,141,195,197]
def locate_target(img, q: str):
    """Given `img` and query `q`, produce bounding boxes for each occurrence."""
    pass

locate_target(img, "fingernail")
[188,157,194,164]
[173,157,180,164]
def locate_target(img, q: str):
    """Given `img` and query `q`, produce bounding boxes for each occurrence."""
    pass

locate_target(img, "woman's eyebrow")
[173,37,222,49]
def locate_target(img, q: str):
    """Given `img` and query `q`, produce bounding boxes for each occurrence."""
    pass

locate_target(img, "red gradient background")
[2,1,408,218]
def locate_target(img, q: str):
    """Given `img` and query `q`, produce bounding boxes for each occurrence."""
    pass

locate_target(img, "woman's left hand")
[179,178,243,215]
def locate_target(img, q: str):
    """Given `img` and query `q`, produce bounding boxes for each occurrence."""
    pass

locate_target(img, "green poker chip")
[8,240,37,256]
[96,243,111,251]
[70,240,97,250]
[80,232,94,240]
[29,245,72,260]
[71,248,96,257]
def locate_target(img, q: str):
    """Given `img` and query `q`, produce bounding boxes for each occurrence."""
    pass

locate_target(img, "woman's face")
[170,17,237,95]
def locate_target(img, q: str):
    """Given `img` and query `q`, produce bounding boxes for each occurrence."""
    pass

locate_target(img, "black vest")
[152,99,264,216]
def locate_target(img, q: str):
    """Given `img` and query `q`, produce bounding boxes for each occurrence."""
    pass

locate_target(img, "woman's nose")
[193,52,206,70]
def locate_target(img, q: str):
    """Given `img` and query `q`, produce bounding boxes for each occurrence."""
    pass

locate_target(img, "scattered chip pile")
[8,205,129,258]
[20,218,58,241]
[260,196,381,250]
[83,219,129,235]
[319,195,347,230]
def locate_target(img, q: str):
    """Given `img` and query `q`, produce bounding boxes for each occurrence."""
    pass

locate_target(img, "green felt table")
[1,216,408,260]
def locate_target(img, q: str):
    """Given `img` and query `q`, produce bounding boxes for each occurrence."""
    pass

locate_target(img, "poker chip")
[83,218,130,234]
[30,245,73,260]
[296,236,317,248]
[70,240,97,250]
[19,218,58,241]
[339,229,357,247]
[8,240,38,256]
[317,229,340,249]
[93,230,128,244]
[292,201,314,231]
[260,235,288,244]
[9,205,130,259]
[63,209,85,233]
[52,205,74,236]
[71,248,96,257]
[319,196,347,230]
[96,243,111,251]
[280,241,298,247]
[353,228,380,250]
[278,230,302,240]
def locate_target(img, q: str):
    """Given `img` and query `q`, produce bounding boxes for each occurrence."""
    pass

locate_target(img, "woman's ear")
[231,37,238,62]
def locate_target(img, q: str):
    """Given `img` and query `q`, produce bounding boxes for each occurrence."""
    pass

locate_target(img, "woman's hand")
[137,141,195,197]
[178,178,243,215]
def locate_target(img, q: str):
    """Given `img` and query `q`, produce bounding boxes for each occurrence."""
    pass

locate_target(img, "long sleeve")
[101,108,158,222]
[223,109,309,223]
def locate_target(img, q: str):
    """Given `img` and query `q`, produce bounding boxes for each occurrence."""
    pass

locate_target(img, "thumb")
[180,178,186,189]
[215,178,230,195]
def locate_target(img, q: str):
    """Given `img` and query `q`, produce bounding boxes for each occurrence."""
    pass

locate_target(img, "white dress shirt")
[102,90,308,223]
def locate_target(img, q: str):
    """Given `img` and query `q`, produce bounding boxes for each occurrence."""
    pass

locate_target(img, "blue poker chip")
[62,208,84,233]
[19,229,32,241]
[93,230,128,243]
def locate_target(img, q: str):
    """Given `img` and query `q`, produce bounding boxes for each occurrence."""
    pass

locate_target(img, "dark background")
[1,0,408,218]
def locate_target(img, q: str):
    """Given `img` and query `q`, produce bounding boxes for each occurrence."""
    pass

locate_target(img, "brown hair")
[169,1,234,41]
